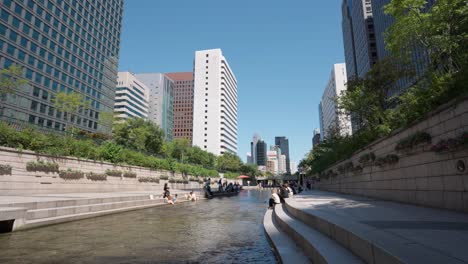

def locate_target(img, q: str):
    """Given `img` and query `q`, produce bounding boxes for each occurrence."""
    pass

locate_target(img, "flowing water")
[0,190,277,264]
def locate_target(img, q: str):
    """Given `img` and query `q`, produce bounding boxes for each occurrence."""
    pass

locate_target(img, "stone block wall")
[0,147,234,195]
[314,97,468,212]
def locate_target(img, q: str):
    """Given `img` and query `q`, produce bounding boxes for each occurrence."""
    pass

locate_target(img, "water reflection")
[0,190,276,264]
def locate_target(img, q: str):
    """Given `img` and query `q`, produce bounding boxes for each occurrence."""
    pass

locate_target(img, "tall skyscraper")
[193,49,238,155]
[312,128,321,147]
[256,140,267,166]
[275,136,290,174]
[115,72,149,120]
[250,133,260,165]
[166,72,194,144]
[136,73,174,141]
[342,0,378,80]
[320,63,352,140]
[0,0,124,134]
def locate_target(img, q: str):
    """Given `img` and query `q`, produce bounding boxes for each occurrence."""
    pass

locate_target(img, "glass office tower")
[0,0,124,134]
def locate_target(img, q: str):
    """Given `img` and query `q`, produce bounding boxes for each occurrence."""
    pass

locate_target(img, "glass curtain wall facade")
[0,0,123,134]
[275,136,290,174]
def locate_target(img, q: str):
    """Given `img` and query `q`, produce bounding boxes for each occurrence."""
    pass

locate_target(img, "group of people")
[268,182,302,209]
[163,183,198,205]
[204,178,241,197]
[217,178,242,192]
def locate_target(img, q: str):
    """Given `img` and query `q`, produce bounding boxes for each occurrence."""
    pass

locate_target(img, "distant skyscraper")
[115,72,149,120]
[246,153,253,164]
[275,137,290,174]
[193,49,238,155]
[320,63,352,140]
[0,0,124,134]
[250,133,260,165]
[267,150,278,174]
[166,72,194,144]
[136,73,174,141]
[313,128,321,147]
[342,0,378,80]
[256,140,267,166]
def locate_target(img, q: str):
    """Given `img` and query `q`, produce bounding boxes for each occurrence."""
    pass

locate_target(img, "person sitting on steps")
[268,188,281,209]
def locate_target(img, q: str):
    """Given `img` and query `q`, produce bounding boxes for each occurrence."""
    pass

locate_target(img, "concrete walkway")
[290,190,468,263]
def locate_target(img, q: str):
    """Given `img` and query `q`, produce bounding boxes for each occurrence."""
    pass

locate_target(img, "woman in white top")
[268,188,281,209]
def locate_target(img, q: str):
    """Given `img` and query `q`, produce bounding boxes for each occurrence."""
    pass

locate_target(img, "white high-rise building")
[279,155,287,174]
[319,63,352,140]
[115,72,150,120]
[267,150,279,174]
[290,161,298,174]
[193,49,238,155]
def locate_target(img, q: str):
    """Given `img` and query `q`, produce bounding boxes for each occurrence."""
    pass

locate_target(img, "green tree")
[185,146,216,168]
[52,92,90,134]
[216,152,242,172]
[113,118,164,155]
[385,0,467,74]
[0,65,28,96]
[240,163,259,177]
[163,138,191,162]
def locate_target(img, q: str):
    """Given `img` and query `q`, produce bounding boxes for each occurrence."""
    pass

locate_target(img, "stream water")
[0,189,277,263]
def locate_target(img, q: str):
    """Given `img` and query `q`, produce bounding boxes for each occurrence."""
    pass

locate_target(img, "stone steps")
[274,203,364,264]
[263,209,310,264]
[18,201,168,231]
[26,198,165,220]
[284,197,466,264]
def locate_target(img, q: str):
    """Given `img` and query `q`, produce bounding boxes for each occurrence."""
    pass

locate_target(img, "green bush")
[395,132,432,152]
[86,172,107,181]
[105,169,122,177]
[0,164,12,176]
[168,178,175,183]
[138,177,159,183]
[375,154,399,167]
[182,180,189,184]
[59,169,85,180]
[160,175,169,180]
[26,161,59,173]
[123,171,137,178]
[358,152,376,164]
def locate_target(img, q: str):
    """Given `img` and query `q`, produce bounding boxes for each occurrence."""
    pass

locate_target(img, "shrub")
[395,132,432,152]
[123,171,137,178]
[358,152,376,164]
[160,175,169,180]
[431,138,462,152]
[26,161,59,173]
[176,179,183,183]
[59,169,85,180]
[189,177,198,182]
[138,177,160,183]
[375,154,399,167]
[344,162,354,171]
[168,178,175,183]
[105,169,122,177]
[198,180,204,184]
[337,165,345,173]
[0,164,12,176]
[86,172,107,181]
[182,180,189,184]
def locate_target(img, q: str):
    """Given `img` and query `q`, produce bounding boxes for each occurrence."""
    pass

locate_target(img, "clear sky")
[118,0,345,164]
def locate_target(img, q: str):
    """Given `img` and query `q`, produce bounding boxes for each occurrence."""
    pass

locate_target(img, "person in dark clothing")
[163,183,170,198]
[278,184,289,203]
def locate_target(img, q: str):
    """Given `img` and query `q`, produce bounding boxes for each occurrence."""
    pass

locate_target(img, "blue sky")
[118,0,345,164]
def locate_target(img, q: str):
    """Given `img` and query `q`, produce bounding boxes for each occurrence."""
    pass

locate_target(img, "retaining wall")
[0,147,232,195]
[314,97,468,212]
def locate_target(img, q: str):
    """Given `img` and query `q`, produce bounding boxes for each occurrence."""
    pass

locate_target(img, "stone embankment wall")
[0,147,234,195]
[314,97,468,212]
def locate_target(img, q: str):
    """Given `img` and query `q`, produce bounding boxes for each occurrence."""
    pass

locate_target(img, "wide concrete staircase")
[264,193,468,264]
[0,191,198,231]
[264,201,363,264]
